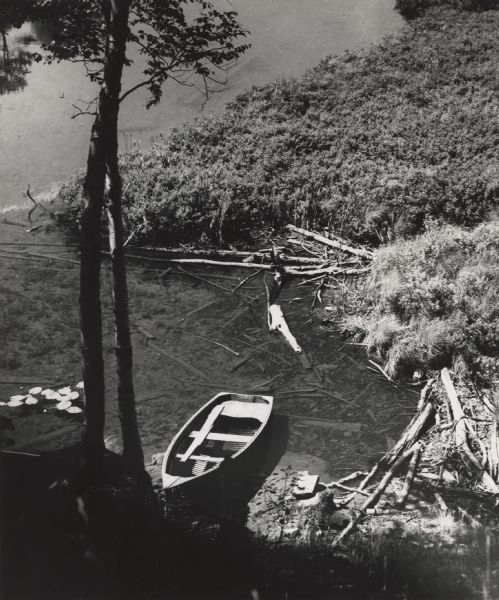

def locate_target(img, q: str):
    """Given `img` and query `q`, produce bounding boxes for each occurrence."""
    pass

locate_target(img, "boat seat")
[189,431,253,444]
[176,453,223,463]
[219,400,269,422]
[178,404,225,462]
[178,400,268,463]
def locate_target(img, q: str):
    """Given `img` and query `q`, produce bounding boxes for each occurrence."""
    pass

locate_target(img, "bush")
[341,223,499,379]
[59,4,499,247]
[396,0,499,19]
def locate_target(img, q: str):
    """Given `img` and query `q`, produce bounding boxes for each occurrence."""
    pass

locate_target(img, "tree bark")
[80,111,107,470]
[103,0,144,474]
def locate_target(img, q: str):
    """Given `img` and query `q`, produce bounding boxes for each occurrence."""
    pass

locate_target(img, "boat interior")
[167,395,270,479]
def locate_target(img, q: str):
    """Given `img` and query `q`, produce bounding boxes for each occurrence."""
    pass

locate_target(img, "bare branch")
[119,77,156,103]
[71,97,98,119]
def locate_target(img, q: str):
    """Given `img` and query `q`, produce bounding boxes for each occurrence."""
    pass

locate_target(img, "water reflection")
[0,1,404,211]
[0,30,35,95]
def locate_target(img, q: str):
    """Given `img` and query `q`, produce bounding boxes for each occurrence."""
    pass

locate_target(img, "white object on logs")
[268,304,302,353]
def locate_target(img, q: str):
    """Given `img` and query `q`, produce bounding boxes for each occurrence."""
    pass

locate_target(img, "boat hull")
[162,392,273,493]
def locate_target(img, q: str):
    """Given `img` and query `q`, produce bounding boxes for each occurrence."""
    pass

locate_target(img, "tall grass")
[341,223,499,379]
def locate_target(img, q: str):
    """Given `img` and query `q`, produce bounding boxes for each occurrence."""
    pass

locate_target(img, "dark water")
[0,1,403,211]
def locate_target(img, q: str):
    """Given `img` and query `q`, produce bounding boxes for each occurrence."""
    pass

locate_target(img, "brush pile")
[331,368,499,546]
[122,223,373,279]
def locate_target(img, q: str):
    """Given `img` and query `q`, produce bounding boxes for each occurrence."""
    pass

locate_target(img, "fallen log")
[176,266,253,300]
[337,462,382,508]
[126,255,274,270]
[233,269,264,293]
[128,246,257,260]
[230,342,271,372]
[441,368,499,494]
[232,337,293,366]
[332,442,422,547]
[287,224,374,260]
[383,401,433,466]
[329,481,370,496]
[147,340,215,383]
[127,245,324,265]
[490,409,499,481]
[117,250,368,278]
[185,332,240,357]
[417,378,435,411]
[136,325,155,340]
[288,416,362,433]
[284,265,371,277]
[340,399,433,507]
[395,444,422,507]
[180,300,218,322]
[312,386,361,409]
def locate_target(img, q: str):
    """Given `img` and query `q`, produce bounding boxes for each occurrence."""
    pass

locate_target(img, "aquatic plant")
[57,4,499,247]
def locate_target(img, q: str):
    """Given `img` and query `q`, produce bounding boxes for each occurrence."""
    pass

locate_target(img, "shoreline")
[2,3,499,598]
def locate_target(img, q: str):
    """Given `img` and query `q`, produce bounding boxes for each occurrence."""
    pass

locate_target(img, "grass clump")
[58,4,499,247]
[341,223,499,379]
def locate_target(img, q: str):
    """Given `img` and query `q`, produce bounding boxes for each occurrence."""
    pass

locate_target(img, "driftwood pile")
[122,223,373,278]
[330,368,499,547]
[119,224,373,358]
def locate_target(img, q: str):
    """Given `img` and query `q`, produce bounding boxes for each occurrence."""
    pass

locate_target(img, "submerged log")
[147,340,214,383]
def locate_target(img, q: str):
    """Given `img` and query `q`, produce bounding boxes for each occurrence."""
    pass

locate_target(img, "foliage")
[26,0,249,108]
[396,0,499,19]
[56,3,499,247]
[0,0,42,31]
[341,223,499,379]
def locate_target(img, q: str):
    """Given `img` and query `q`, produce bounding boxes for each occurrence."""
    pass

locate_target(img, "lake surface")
[0,1,403,212]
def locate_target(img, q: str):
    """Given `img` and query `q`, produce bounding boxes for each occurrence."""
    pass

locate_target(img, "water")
[0,1,403,211]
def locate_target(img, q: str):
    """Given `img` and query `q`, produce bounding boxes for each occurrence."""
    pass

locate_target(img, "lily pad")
[29,386,42,395]
[56,400,72,411]
[8,398,24,407]
[10,395,25,402]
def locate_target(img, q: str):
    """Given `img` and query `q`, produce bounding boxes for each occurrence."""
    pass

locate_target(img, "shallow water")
[0,225,418,492]
[0,1,403,211]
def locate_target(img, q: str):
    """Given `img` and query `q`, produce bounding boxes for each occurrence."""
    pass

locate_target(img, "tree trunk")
[80,112,107,470]
[102,0,144,475]
[107,171,144,474]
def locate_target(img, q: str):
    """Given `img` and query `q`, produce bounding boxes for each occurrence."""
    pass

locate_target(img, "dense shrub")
[342,223,499,379]
[59,5,499,247]
[396,0,499,19]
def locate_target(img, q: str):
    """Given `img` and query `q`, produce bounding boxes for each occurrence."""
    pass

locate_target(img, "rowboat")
[162,392,273,491]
